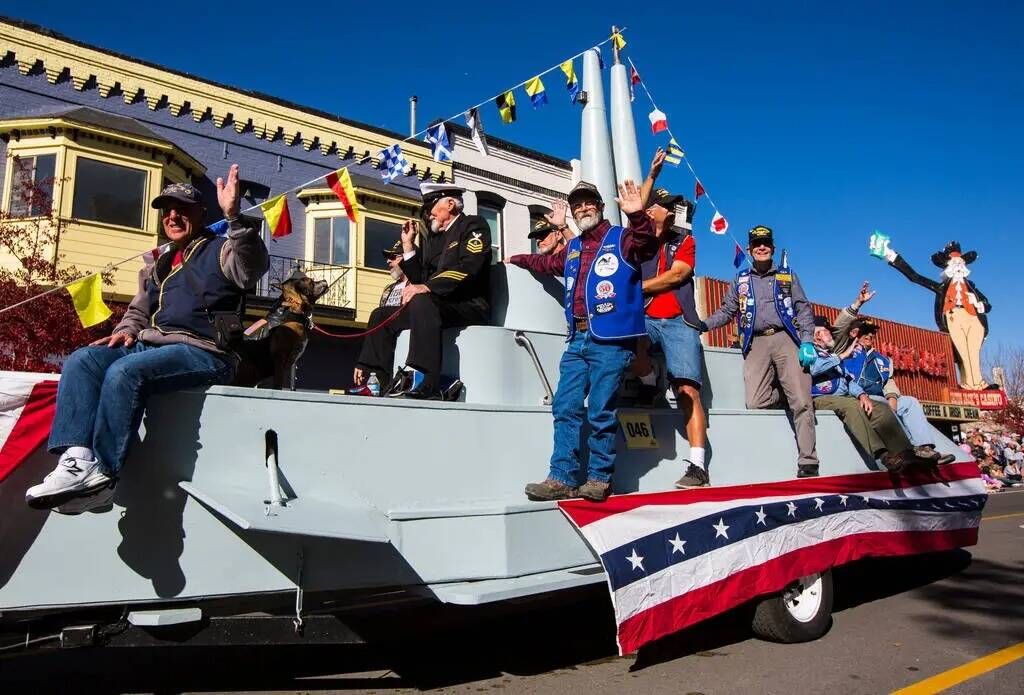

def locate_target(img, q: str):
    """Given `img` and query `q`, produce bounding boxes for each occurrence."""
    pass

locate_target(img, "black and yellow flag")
[496,90,516,124]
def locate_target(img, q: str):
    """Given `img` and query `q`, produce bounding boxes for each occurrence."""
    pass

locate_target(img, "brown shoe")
[524,478,578,501]
[913,446,942,465]
[578,480,611,502]
[880,450,908,473]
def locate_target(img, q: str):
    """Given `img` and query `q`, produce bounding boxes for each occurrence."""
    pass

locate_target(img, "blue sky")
[9,2,1024,349]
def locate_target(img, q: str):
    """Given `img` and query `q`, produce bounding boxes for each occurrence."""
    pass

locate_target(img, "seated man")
[843,318,954,465]
[353,183,491,399]
[809,316,926,472]
[26,167,269,513]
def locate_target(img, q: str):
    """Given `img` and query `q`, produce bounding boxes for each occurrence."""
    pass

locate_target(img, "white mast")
[580,46,621,224]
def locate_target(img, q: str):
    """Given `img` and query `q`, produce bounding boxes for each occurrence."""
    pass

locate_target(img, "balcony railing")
[256,255,353,310]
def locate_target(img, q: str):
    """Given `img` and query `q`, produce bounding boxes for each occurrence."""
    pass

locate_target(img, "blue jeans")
[549,331,635,486]
[869,394,934,447]
[48,342,235,474]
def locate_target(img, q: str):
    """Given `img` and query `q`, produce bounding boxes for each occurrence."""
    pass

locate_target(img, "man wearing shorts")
[634,185,709,488]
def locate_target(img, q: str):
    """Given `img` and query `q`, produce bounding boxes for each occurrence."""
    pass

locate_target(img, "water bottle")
[367,373,381,397]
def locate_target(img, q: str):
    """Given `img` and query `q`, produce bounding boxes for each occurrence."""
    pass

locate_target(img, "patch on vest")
[567,250,581,260]
[595,302,615,314]
[595,280,616,299]
[776,273,792,282]
[566,276,575,292]
[816,380,834,393]
[447,240,458,249]
[466,232,485,254]
[594,253,619,277]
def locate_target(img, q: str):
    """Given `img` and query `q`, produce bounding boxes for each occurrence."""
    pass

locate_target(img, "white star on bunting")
[755,507,768,526]
[669,533,687,555]
[839,495,849,506]
[814,497,825,511]
[713,518,730,539]
[626,548,645,572]
[786,501,798,517]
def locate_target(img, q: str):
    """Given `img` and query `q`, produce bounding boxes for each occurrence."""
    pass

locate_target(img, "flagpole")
[0,28,630,319]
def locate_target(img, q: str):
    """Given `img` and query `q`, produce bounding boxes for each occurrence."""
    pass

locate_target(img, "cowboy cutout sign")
[872,235,991,390]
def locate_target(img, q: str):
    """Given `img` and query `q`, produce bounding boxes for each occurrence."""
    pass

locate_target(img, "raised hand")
[648,148,667,180]
[545,200,568,229]
[856,281,876,307]
[216,164,241,218]
[616,179,644,215]
[401,220,418,252]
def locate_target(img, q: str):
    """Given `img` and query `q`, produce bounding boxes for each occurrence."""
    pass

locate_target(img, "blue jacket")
[563,225,645,341]
[843,348,893,397]
[810,347,864,398]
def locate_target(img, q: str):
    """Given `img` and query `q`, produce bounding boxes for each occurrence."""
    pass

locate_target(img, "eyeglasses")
[749,242,773,250]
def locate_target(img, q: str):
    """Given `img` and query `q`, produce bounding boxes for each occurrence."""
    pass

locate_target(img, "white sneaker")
[54,482,117,515]
[25,455,113,510]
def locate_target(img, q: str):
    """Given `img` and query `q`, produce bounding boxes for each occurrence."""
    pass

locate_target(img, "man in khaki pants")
[701,226,820,477]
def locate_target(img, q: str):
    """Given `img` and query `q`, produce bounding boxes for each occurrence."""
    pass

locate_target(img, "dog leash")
[311,303,409,339]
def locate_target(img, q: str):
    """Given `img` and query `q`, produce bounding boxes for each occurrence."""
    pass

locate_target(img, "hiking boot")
[525,478,578,501]
[54,481,117,515]
[918,444,956,466]
[675,462,710,489]
[797,464,820,478]
[26,454,113,510]
[880,450,910,473]
[578,480,612,502]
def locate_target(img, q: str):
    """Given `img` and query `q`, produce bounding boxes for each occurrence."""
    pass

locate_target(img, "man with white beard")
[508,180,658,502]
[352,183,491,399]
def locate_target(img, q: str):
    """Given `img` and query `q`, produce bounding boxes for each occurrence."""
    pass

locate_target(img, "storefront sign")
[920,401,981,422]
[948,389,1007,410]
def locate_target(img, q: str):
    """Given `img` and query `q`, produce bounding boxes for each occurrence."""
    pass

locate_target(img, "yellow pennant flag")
[65,274,112,328]
[611,31,626,50]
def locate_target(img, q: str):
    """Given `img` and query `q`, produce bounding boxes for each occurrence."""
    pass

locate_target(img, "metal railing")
[257,255,353,310]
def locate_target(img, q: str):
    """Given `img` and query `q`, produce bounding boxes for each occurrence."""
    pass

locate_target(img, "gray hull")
[0,267,967,614]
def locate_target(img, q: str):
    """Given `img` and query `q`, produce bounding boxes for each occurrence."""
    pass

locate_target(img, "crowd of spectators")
[960,424,1023,491]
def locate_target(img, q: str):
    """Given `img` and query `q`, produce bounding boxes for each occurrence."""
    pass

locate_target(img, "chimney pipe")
[409,96,418,137]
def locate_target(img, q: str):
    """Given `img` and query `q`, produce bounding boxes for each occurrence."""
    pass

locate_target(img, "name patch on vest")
[776,273,792,282]
[594,253,619,277]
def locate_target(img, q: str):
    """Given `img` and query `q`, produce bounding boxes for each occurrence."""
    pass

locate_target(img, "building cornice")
[0,17,444,176]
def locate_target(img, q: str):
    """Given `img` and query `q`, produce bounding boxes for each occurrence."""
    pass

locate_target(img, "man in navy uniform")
[702,225,820,477]
[509,180,657,502]
[353,183,491,399]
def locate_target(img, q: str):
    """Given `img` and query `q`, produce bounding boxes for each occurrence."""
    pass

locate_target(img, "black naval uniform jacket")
[400,213,492,319]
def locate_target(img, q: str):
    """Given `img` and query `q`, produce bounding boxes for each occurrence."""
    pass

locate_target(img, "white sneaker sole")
[54,482,117,515]
[26,470,114,510]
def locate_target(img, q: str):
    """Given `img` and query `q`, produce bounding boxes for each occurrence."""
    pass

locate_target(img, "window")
[312,216,350,265]
[478,203,502,263]
[7,154,56,217]
[71,157,147,228]
[364,218,403,270]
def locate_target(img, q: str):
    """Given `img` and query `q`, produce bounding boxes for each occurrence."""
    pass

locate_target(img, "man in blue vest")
[509,180,657,501]
[843,318,954,465]
[810,316,928,472]
[26,166,269,513]
[702,225,819,476]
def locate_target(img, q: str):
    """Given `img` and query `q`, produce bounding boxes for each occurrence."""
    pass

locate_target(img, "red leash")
[311,303,409,339]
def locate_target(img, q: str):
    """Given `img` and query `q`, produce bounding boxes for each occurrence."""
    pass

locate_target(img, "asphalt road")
[4,490,1023,695]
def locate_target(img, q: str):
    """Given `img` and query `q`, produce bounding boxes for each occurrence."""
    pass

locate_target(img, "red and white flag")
[629,65,641,102]
[694,181,705,201]
[0,372,59,483]
[710,211,728,235]
[144,242,173,268]
[648,109,668,135]
[559,464,984,654]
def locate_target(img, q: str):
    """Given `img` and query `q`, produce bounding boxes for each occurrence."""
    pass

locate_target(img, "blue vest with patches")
[735,256,800,354]
[145,232,243,343]
[843,348,893,396]
[810,346,849,397]
[563,226,645,341]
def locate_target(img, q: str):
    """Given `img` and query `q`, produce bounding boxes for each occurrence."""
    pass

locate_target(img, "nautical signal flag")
[560,59,580,103]
[649,109,668,135]
[665,138,684,166]
[695,181,705,201]
[710,211,728,235]
[525,76,548,108]
[65,274,112,328]
[629,65,641,102]
[259,194,292,239]
[464,108,489,157]
[325,167,359,223]
[733,243,745,268]
[424,123,453,163]
[380,143,412,183]
[611,31,626,51]
[497,91,516,124]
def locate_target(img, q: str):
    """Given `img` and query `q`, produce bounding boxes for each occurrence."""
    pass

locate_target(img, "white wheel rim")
[782,573,823,623]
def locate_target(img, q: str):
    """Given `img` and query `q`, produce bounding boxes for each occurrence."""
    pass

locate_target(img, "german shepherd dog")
[234,271,329,389]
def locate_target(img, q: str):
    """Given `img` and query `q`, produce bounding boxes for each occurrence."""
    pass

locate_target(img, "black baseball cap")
[381,239,404,259]
[813,315,832,330]
[851,317,879,334]
[748,225,774,246]
[649,187,685,210]
[567,181,602,206]
[528,218,558,239]
[152,182,203,209]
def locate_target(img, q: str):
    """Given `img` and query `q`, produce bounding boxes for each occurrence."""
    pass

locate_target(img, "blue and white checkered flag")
[424,123,453,162]
[379,143,411,184]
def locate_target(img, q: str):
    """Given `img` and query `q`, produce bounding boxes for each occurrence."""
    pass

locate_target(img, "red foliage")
[0,158,124,373]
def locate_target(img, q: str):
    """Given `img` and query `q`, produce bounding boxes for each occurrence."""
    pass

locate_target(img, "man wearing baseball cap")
[26,165,269,513]
[528,202,571,256]
[701,224,820,477]
[509,178,658,502]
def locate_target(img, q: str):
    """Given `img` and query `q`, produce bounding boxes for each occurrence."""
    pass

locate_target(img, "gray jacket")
[704,264,815,343]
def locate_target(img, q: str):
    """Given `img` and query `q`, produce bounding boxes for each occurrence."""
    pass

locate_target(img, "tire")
[751,570,833,643]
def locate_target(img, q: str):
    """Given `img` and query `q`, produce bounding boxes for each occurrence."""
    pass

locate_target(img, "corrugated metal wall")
[700,277,958,402]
